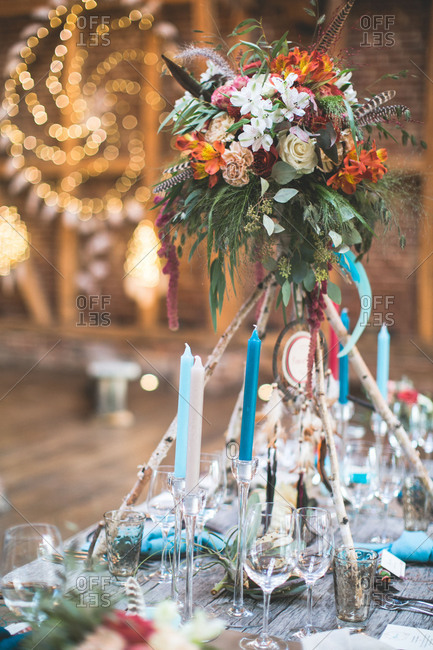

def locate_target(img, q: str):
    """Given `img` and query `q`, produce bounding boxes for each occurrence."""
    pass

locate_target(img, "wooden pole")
[324,295,433,497]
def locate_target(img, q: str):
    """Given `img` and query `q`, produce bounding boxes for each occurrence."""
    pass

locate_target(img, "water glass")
[333,547,377,625]
[403,477,430,531]
[294,507,333,637]
[1,523,66,623]
[342,441,377,520]
[146,465,176,583]
[241,501,298,650]
[104,509,145,578]
[195,452,226,565]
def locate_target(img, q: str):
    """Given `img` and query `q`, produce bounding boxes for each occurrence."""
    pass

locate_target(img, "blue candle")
[376,324,390,401]
[239,328,262,461]
[174,343,194,478]
[339,309,350,405]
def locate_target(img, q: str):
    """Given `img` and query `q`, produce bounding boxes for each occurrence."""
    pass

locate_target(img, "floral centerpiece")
[154,0,421,358]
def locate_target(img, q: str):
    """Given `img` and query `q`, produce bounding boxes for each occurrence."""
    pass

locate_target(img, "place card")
[380,624,433,649]
[379,549,406,578]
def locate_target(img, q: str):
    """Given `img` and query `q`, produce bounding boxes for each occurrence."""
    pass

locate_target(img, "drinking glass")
[146,465,176,583]
[104,510,145,578]
[195,452,226,566]
[240,501,298,650]
[1,524,66,624]
[342,441,377,523]
[293,507,333,637]
[373,446,405,543]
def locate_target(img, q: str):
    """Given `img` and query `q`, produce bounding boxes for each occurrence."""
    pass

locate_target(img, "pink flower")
[211,75,249,109]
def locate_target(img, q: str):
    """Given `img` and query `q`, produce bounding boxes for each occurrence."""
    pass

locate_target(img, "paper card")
[380,624,433,649]
[379,549,406,578]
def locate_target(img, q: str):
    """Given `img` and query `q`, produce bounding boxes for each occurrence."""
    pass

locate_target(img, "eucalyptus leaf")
[271,161,298,185]
[291,260,309,283]
[327,281,342,305]
[260,177,270,196]
[263,214,275,236]
[281,280,291,307]
[274,188,298,203]
[303,268,316,292]
[273,223,285,233]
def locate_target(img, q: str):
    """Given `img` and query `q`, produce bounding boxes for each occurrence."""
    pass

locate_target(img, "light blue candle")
[174,343,194,478]
[339,309,350,405]
[376,324,390,401]
[239,328,262,461]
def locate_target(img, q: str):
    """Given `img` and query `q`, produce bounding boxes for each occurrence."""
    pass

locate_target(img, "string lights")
[0,0,168,224]
[0,206,30,276]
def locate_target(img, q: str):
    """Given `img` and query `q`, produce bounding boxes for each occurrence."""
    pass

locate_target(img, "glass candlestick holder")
[168,474,185,605]
[228,457,259,619]
[333,400,354,458]
[181,489,206,622]
[371,412,388,458]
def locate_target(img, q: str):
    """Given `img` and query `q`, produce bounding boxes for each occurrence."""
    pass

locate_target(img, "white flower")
[204,114,235,143]
[230,76,276,115]
[150,627,198,650]
[173,91,195,116]
[199,61,218,83]
[183,610,225,644]
[272,77,311,122]
[239,119,274,152]
[277,132,318,174]
[153,599,180,627]
[75,628,125,650]
[335,71,358,106]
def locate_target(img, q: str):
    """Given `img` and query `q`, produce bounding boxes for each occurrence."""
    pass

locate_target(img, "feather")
[357,104,411,126]
[316,0,356,54]
[125,577,146,617]
[153,167,194,194]
[353,90,396,120]
[177,46,235,80]
[163,160,190,175]
[162,55,211,101]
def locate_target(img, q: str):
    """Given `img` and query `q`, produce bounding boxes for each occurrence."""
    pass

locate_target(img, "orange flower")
[175,132,203,154]
[327,142,388,194]
[270,48,335,85]
[194,140,226,175]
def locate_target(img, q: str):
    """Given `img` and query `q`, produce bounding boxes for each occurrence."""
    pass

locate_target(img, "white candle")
[185,355,205,493]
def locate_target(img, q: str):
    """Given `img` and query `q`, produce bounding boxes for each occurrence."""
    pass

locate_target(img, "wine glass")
[342,441,377,524]
[195,452,227,566]
[240,501,298,650]
[1,524,66,624]
[146,465,176,583]
[373,445,405,543]
[293,507,333,637]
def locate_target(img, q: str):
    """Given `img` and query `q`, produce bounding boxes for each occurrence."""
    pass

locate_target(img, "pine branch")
[316,0,356,54]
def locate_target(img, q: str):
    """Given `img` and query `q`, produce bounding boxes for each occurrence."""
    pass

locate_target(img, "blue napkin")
[82,527,225,559]
[356,530,433,563]
[0,628,27,648]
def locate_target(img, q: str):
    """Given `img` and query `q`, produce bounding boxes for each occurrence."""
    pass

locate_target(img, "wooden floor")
[0,367,235,539]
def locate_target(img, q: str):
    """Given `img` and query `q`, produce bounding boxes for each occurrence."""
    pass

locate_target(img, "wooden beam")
[417,2,433,342]
[14,258,53,325]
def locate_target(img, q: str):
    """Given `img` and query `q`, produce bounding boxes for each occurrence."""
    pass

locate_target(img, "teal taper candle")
[239,328,262,461]
[174,343,194,478]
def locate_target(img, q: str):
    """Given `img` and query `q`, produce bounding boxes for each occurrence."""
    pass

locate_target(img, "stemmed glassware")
[342,441,377,525]
[195,452,226,566]
[293,507,333,638]
[1,524,66,624]
[146,465,176,583]
[240,501,298,650]
[373,445,405,543]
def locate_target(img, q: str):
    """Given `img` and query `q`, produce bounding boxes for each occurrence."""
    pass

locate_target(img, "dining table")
[1,503,432,648]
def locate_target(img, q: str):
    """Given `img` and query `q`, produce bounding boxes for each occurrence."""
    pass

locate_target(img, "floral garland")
[154,0,422,332]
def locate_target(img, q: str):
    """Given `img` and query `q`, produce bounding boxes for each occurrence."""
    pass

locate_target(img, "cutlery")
[378,602,433,616]
[373,592,433,611]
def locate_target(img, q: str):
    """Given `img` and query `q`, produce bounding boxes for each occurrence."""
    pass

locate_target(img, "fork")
[377,601,433,616]
[373,593,433,612]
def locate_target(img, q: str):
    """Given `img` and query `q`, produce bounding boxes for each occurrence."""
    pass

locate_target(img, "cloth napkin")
[356,530,433,563]
[82,523,226,559]
[0,627,27,649]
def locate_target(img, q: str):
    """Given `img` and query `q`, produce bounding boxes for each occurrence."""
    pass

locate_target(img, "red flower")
[318,84,344,97]
[396,389,419,405]
[327,141,388,194]
[105,612,155,644]
[252,145,279,177]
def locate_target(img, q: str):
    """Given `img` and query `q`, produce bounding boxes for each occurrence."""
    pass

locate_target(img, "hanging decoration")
[0,206,30,276]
